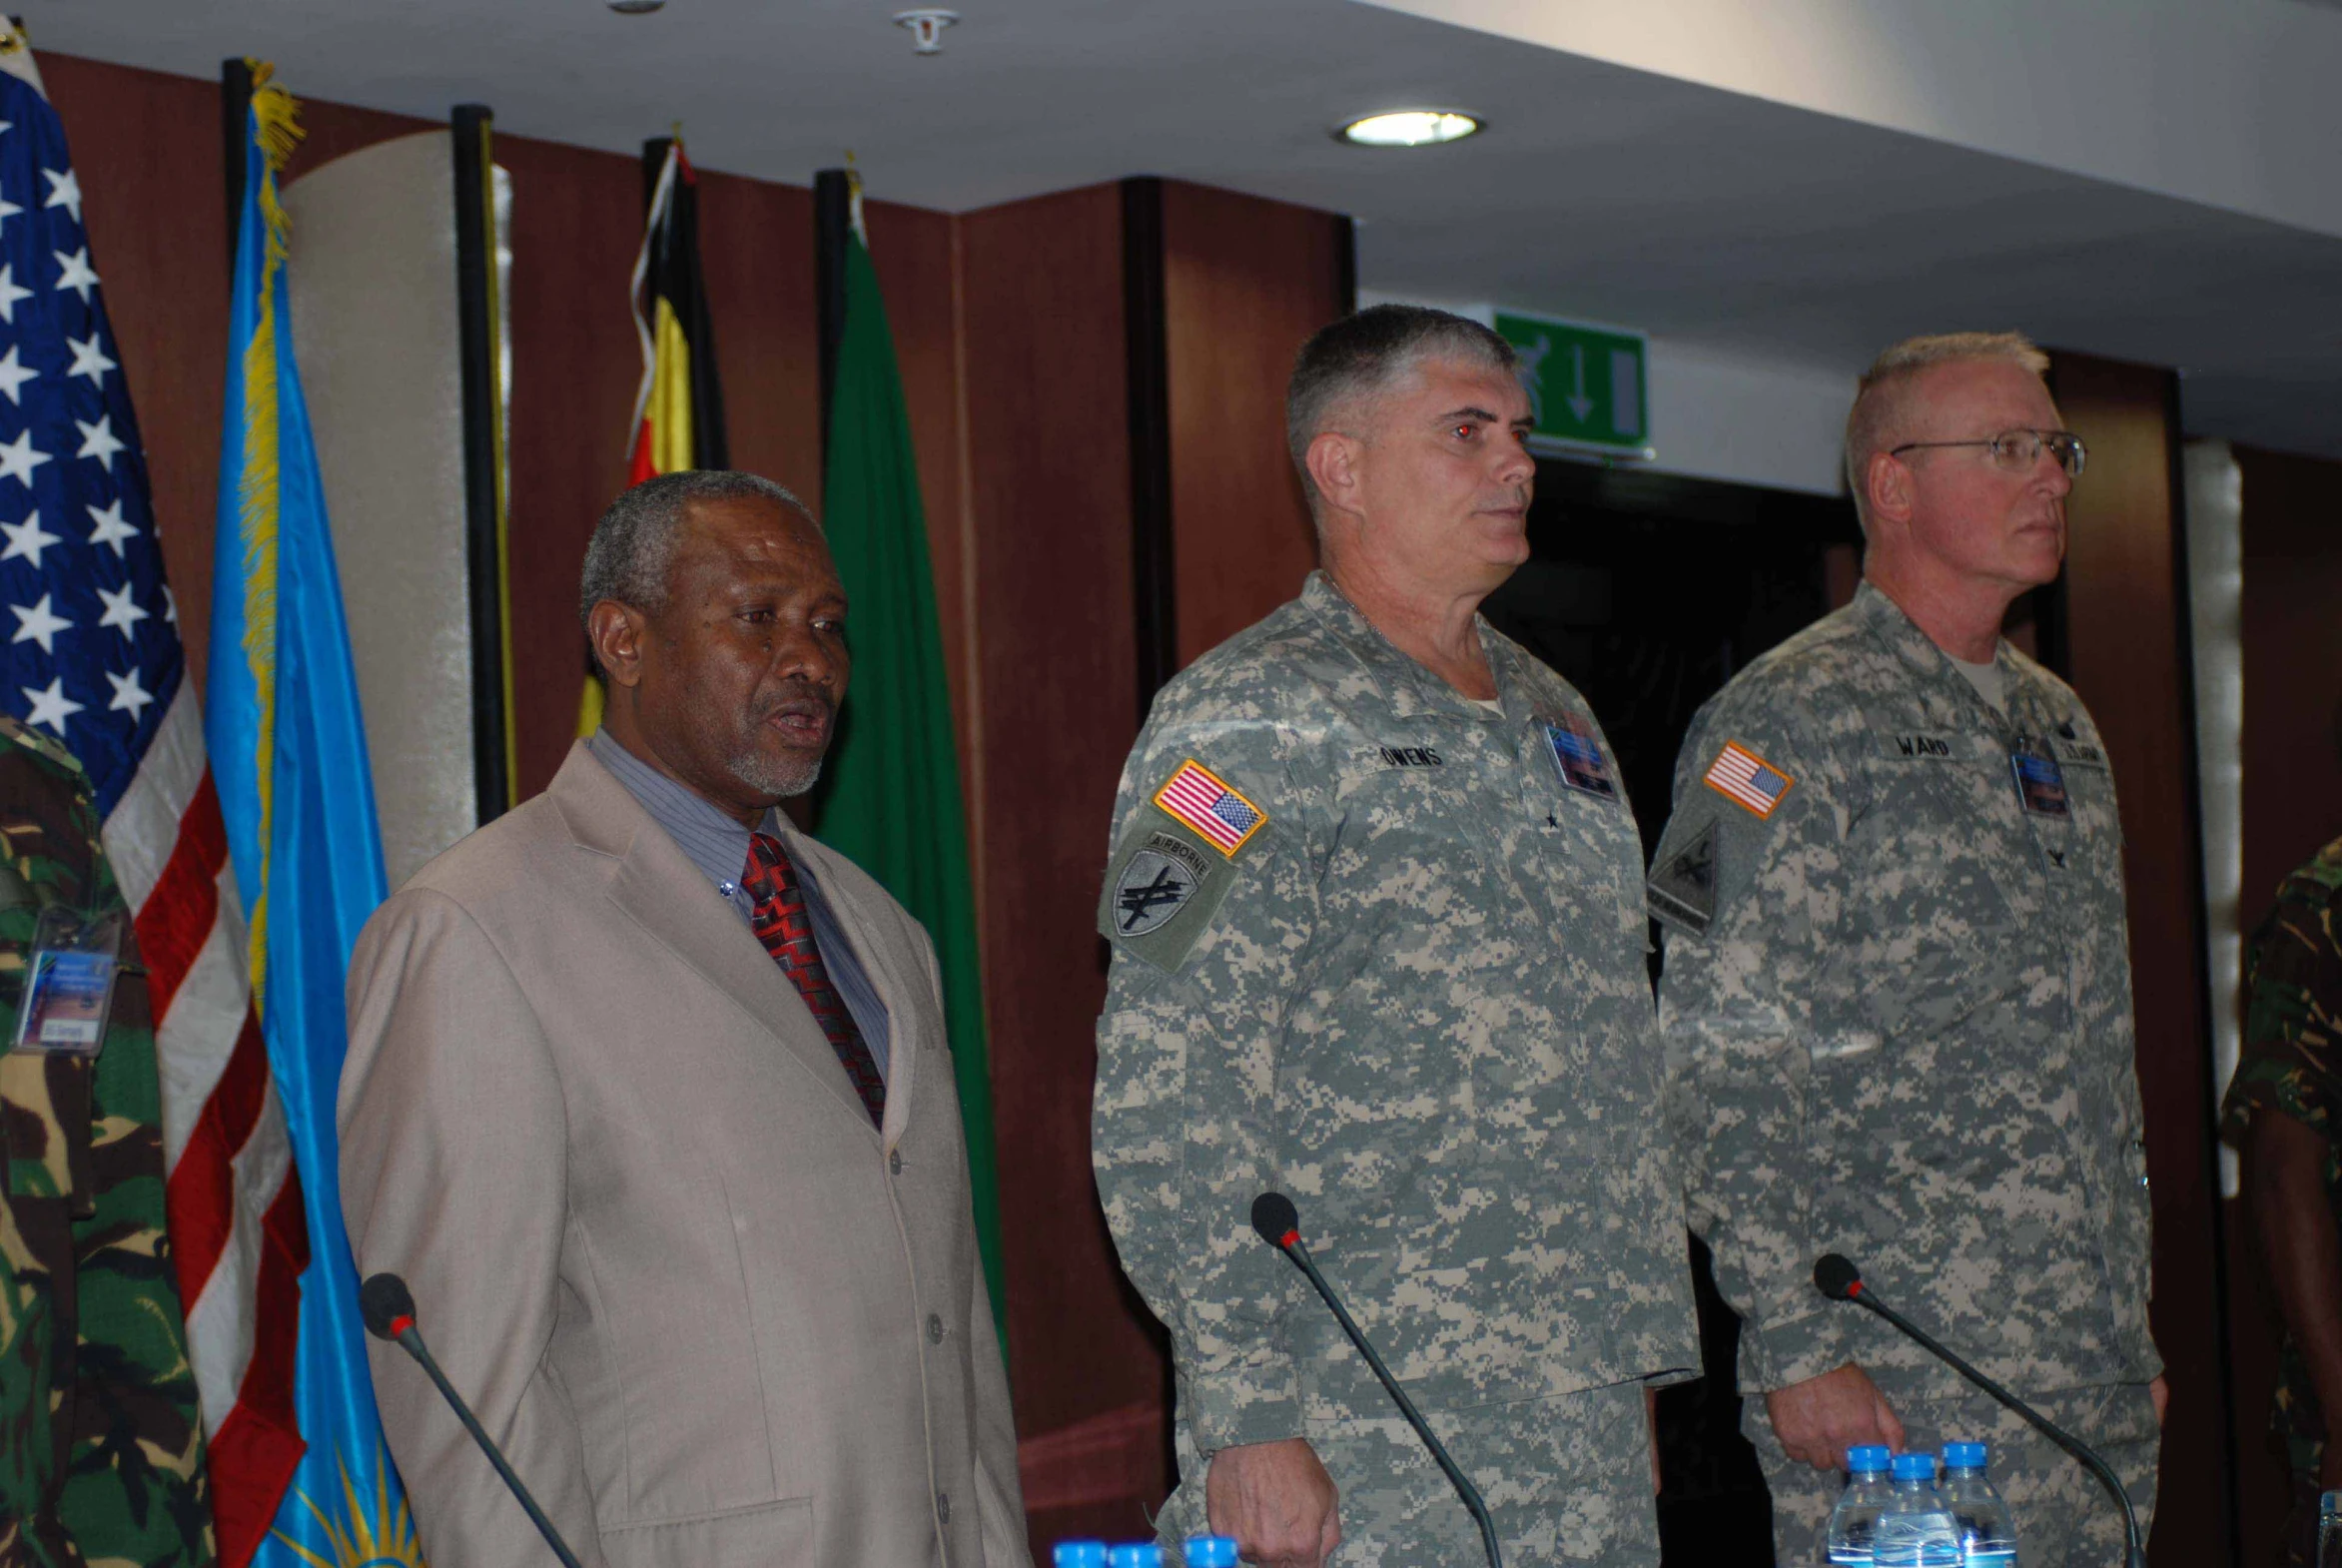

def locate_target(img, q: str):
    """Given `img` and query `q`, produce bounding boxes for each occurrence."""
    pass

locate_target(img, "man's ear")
[1865,450,1914,534]
[586,600,648,691]
[1305,429,1365,521]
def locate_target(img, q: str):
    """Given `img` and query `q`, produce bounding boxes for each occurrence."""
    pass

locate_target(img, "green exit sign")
[1493,312,1651,458]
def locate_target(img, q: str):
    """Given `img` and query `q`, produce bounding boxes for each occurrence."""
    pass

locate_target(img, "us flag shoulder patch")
[1153,759,1268,857]
[1703,740,1796,819]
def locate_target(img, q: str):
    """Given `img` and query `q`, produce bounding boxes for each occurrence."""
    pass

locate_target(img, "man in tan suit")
[340,470,1027,1568]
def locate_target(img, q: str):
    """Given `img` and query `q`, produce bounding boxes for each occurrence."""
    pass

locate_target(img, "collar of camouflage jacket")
[1299,568,1533,724]
[1848,575,2023,688]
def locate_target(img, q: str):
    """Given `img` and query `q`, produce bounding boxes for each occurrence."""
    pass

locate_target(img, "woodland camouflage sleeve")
[0,722,215,1568]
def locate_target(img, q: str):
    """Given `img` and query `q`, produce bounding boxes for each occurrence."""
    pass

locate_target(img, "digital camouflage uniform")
[2218,835,2342,1568]
[0,713,215,1568]
[1649,582,2161,1568]
[1093,572,1699,1566]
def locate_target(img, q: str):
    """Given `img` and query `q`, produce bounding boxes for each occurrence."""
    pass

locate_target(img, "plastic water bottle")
[1107,1546,1164,1568]
[1052,1545,1108,1568]
[1826,1444,1896,1564]
[1182,1538,1239,1568]
[1874,1453,1961,1568]
[1942,1442,2018,1567]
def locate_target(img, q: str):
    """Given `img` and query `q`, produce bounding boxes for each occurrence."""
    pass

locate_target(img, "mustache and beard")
[725,676,837,800]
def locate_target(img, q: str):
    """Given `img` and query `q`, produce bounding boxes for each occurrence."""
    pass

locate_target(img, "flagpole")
[1120,176,1176,716]
[220,59,252,284]
[813,166,851,474]
[450,103,513,822]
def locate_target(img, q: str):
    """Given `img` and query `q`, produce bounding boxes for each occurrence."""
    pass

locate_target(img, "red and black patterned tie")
[742,832,886,1127]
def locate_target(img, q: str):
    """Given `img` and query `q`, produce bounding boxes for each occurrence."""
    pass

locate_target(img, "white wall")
[1361,290,1856,497]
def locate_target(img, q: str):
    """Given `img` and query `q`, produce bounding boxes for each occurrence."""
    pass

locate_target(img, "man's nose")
[771,623,843,686]
[1493,434,1536,485]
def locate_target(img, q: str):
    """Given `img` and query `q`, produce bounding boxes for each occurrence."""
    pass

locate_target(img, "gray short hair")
[1844,331,2050,528]
[577,469,813,634]
[1286,305,1518,501]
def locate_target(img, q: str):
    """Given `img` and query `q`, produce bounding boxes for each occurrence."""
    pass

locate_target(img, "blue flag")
[207,65,419,1568]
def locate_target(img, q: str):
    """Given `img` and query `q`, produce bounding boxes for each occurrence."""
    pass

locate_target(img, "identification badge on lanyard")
[12,905,124,1056]
[1543,714,1620,801]
[2009,740,2070,819]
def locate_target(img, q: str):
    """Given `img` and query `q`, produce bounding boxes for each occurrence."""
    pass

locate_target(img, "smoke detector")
[894,9,959,55]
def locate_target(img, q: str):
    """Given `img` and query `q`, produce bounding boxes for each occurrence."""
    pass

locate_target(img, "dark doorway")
[1481,457,1862,1568]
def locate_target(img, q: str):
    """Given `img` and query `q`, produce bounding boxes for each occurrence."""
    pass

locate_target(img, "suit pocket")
[601,1497,813,1568]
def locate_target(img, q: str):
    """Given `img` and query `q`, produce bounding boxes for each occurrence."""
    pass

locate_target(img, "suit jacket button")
[890,1150,903,1176]
[927,1312,945,1343]
[936,1491,952,1524]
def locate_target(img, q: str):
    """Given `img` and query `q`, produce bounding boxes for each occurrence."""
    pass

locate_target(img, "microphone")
[1249,1193,1504,1568]
[1811,1254,2144,1568]
[360,1273,587,1568]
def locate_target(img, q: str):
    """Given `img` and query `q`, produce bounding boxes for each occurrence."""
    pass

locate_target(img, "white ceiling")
[23,0,2342,463]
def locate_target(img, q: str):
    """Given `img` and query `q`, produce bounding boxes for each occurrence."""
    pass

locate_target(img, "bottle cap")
[1054,1547,1109,1568]
[1891,1452,1939,1481]
[1182,1539,1239,1568]
[1846,1443,1892,1473]
[1108,1547,1164,1568]
[1944,1441,1988,1469]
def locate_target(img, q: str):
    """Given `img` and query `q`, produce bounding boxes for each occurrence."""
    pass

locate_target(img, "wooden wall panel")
[41,55,232,693]
[1160,181,1337,665]
[2229,443,2342,1567]
[2053,352,2230,1566]
[2237,447,2342,918]
[285,99,434,186]
[959,184,1171,1548]
[489,132,645,794]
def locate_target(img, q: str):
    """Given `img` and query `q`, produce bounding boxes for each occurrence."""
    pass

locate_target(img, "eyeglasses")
[1889,428,2087,479]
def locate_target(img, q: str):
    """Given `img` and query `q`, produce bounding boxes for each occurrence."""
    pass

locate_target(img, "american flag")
[0,47,302,1563]
[1703,739,1795,820]
[1154,758,1266,855]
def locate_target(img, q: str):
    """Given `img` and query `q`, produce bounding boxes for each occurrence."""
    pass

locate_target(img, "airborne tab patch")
[1703,741,1795,820]
[1153,759,1267,857]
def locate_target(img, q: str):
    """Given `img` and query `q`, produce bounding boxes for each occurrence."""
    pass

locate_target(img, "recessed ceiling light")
[1337,110,1482,148]
[607,0,664,13]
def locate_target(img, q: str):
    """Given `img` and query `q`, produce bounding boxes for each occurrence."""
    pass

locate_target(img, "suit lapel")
[550,743,882,1138]
[780,824,920,1148]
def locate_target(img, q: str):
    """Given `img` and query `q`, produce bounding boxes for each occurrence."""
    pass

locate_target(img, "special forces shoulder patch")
[1702,740,1795,820]
[1112,834,1209,938]
[1647,821,1719,937]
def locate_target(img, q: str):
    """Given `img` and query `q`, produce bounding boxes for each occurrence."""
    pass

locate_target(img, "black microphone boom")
[361,1271,587,1568]
[1811,1254,2144,1568]
[1250,1192,1504,1568]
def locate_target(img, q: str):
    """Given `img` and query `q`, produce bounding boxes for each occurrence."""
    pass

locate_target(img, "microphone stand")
[1820,1260,2145,1568]
[1253,1194,1504,1568]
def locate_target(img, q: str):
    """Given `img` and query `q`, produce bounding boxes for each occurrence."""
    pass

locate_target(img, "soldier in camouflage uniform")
[1093,306,1698,1567]
[0,712,216,1568]
[2221,834,2342,1567]
[1650,333,2164,1568]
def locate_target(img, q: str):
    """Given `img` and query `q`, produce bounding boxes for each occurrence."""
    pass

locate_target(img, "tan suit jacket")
[339,742,1026,1568]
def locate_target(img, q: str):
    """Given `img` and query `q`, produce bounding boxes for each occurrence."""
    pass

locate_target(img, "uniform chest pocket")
[2045,748,2126,913]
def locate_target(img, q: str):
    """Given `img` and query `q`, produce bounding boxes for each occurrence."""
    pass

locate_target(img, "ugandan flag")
[582,134,729,733]
[628,135,726,479]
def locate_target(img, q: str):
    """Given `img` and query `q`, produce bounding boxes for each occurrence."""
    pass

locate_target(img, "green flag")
[814,214,1007,1349]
